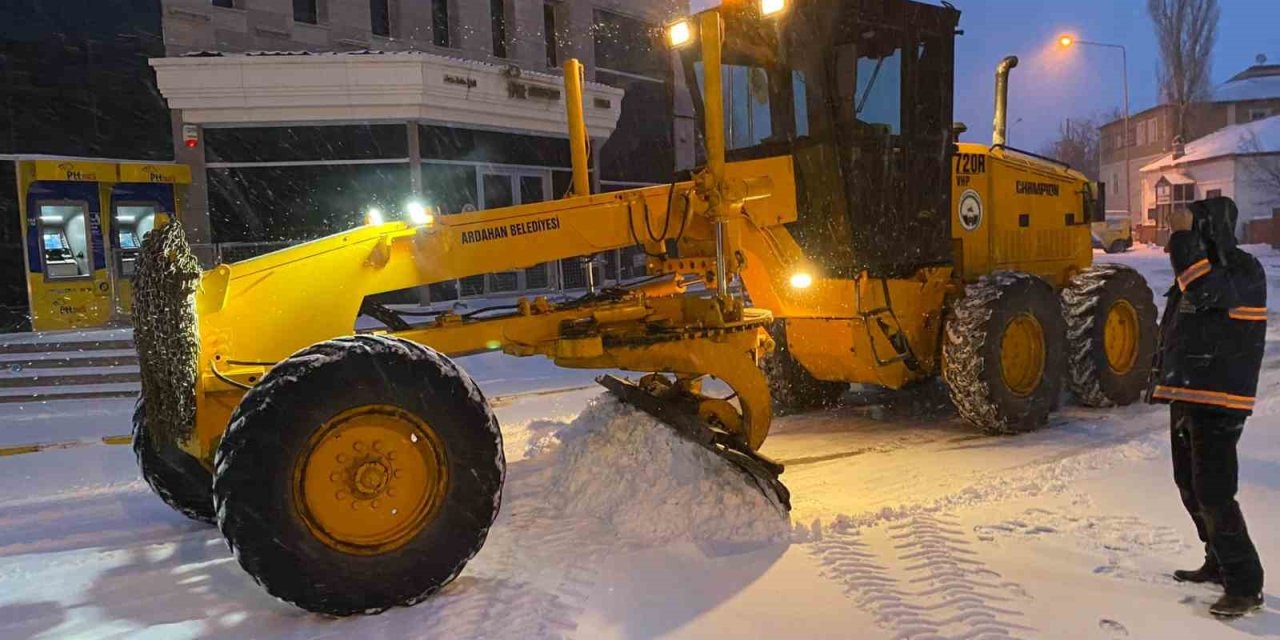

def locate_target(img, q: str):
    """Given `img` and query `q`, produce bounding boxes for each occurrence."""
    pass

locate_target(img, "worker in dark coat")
[1147,196,1267,617]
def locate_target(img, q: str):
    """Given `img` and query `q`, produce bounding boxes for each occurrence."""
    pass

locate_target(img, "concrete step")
[0,370,141,389]
[0,382,140,404]
[0,350,138,370]
[0,328,134,355]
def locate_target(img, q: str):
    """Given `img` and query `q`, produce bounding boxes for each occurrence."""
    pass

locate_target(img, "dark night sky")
[951,0,1280,150]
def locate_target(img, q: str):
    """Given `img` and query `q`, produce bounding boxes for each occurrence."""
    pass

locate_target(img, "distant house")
[1139,114,1280,244]
[1098,62,1280,228]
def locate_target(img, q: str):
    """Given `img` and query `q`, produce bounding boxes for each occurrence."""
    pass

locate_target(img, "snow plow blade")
[597,374,791,511]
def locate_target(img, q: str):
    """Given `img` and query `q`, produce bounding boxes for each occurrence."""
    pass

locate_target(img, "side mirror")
[1085,182,1107,224]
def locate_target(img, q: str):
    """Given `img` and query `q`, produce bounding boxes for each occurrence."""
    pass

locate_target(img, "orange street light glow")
[1059,35,1074,48]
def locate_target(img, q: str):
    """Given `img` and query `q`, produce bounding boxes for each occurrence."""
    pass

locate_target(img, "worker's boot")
[1209,592,1263,618]
[1173,559,1222,585]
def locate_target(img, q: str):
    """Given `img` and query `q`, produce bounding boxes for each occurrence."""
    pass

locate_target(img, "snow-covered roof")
[1212,72,1280,103]
[1155,172,1195,185]
[1141,114,1280,172]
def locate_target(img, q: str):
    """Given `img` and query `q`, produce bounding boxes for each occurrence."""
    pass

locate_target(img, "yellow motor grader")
[133,0,1156,615]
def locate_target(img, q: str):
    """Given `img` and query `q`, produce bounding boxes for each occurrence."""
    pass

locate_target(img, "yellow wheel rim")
[1103,300,1140,374]
[1000,313,1046,397]
[293,405,448,555]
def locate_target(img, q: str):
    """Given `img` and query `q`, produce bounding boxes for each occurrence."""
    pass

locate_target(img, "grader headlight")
[365,207,384,226]
[407,201,435,227]
[667,19,694,48]
[760,0,787,17]
[789,272,813,289]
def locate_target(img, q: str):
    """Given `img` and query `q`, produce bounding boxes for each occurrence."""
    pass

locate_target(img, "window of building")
[212,0,236,8]
[543,2,558,68]
[592,9,664,81]
[491,0,509,58]
[1249,108,1272,122]
[432,0,451,47]
[1136,119,1147,145]
[294,0,318,24]
[1154,180,1196,229]
[370,0,391,37]
[1147,119,1158,143]
[1206,188,1222,199]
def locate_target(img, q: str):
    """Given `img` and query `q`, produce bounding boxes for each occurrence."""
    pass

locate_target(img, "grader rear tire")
[762,321,848,414]
[213,335,505,616]
[1062,264,1158,407]
[132,398,215,524]
[943,273,1066,434]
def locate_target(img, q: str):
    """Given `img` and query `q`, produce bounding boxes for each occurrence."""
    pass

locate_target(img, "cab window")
[854,48,902,134]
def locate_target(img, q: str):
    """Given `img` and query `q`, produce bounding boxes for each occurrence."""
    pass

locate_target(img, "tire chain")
[1061,263,1134,408]
[942,272,1032,434]
[133,221,202,445]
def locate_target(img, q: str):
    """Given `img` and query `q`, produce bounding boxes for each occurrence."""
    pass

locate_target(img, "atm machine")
[13,158,191,331]
[110,163,191,317]
[16,158,116,331]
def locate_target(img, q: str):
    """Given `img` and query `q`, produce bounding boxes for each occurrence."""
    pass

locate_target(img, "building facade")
[1099,63,1280,230]
[1139,114,1280,244]
[155,0,684,298]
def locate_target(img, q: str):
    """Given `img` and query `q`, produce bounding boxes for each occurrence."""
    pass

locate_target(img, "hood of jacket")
[1188,196,1239,260]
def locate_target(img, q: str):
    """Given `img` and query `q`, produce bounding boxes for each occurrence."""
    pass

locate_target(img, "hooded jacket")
[1147,197,1267,416]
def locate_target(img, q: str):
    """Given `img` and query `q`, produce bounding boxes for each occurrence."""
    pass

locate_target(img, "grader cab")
[133,0,1156,616]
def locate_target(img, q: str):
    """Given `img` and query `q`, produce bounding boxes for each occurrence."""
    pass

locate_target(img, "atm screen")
[120,232,139,249]
[43,233,65,250]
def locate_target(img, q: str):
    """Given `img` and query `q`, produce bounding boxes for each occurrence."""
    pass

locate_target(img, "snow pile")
[540,397,791,546]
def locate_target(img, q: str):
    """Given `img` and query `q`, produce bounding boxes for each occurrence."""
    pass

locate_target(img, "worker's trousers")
[1171,403,1264,596]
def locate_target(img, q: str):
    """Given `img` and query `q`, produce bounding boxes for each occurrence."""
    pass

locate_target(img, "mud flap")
[598,374,791,511]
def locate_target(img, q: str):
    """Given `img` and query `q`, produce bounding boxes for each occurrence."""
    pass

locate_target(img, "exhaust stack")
[992,55,1019,146]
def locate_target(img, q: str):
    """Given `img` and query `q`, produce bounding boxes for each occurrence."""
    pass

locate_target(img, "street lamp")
[1058,34,1132,223]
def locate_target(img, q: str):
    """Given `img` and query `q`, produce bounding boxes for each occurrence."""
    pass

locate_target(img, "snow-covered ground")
[1,244,1277,639]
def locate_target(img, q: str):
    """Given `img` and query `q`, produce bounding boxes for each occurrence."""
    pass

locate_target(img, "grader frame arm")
[183,155,798,463]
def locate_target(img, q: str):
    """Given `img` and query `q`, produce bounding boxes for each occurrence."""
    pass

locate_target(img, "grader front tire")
[943,273,1066,434]
[213,335,505,616]
[132,398,216,524]
[1062,264,1158,407]
[762,321,848,414]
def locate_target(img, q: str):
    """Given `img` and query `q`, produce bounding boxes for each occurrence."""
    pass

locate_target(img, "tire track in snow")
[398,465,611,640]
[811,514,1035,640]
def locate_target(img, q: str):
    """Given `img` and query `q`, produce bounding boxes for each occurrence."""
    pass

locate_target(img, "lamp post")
[1059,35,1132,223]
